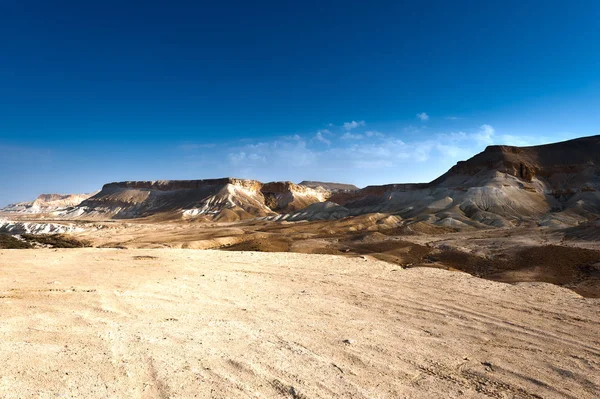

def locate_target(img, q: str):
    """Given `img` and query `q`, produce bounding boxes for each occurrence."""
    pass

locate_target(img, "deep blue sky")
[1,1,599,205]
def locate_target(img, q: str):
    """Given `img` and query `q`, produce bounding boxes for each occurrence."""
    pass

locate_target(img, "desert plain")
[2,137,600,398]
[1,247,599,399]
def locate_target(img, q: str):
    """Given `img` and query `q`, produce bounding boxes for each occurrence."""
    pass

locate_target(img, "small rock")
[481,361,494,371]
[342,339,356,345]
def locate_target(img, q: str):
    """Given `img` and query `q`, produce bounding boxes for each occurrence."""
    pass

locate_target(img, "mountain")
[7,136,600,227]
[321,135,600,227]
[61,178,330,221]
[1,193,95,214]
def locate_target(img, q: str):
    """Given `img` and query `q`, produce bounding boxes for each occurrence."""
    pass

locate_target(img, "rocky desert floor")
[1,248,599,398]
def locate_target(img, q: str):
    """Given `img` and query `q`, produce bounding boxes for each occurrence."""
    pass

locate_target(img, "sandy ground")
[1,249,599,398]
[55,219,600,297]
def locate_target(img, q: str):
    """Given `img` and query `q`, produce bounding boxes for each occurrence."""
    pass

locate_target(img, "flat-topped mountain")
[64,178,330,221]
[433,135,600,187]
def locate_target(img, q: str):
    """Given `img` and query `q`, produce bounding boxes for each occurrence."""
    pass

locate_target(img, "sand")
[1,249,598,398]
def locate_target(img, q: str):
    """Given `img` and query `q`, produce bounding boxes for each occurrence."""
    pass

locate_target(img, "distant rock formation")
[7,135,600,227]
[298,181,360,192]
[2,192,95,214]
[60,178,331,221]
[0,218,84,235]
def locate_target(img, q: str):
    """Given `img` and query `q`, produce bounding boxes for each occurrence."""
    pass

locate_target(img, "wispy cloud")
[315,130,332,145]
[225,124,500,181]
[445,116,460,120]
[403,125,425,134]
[343,120,366,130]
[416,112,429,122]
[178,122,575,187]
[178,142,217,151]
[341,132,364,140]
[477,124,495,144]
[365,131,384,138]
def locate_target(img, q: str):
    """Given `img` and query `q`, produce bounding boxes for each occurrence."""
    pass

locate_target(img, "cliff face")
[102,178,264,192]
[261,181,329,212]
[433,135,600,187]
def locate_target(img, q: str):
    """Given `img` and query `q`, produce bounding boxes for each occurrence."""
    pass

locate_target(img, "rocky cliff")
[261,181,329,213]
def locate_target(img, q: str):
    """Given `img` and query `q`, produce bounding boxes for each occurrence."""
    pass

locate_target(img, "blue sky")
[1,1,599,206]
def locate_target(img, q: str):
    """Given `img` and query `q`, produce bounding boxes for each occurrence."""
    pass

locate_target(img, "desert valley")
[1,136,599,398]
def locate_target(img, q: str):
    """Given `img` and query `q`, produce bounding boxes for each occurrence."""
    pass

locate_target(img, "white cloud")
[416,112,429,122]
[365,131,384,138]
[403,125,424,134]
[282,134,303,141]
[343,120,366,130]
[341,132,364,140]
[227,135,317,174]
[315,131,331,145]
[435,124,495,151]
[475,124,495,145]
[220,124,502,178]
[498,134,534,147]
[445,116,460,120]
[216,122,573,186]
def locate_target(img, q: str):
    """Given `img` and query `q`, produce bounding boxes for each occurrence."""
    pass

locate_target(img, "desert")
[2,4,600,397]
[1,137,600,398]
[1,249,598,398]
